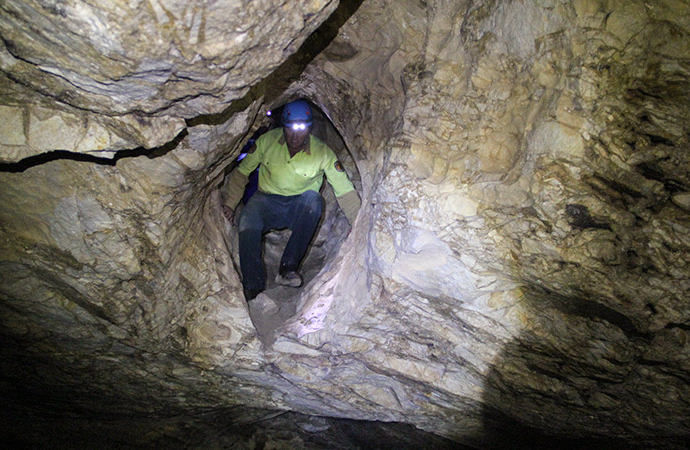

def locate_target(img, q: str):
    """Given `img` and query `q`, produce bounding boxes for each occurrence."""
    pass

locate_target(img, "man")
[222,99,360,301]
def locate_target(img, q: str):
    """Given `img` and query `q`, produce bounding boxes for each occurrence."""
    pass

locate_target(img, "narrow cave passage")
[4,0,690,448]
[220,100,362,344]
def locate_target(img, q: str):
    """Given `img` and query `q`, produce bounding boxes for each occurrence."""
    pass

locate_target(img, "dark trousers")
[237,190,323,292]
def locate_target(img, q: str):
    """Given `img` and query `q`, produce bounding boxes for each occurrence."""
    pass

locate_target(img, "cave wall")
[322,1,690,446]
[2,0,690,448]
[277,2,690,446]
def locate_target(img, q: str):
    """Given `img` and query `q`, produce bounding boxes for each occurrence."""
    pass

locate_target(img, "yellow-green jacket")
[223,128,360,224]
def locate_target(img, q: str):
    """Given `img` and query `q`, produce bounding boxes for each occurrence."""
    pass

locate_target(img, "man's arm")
[221,140,263,222]
[323,154,361,225]
[221,170,249,222]
[336,189,361,225]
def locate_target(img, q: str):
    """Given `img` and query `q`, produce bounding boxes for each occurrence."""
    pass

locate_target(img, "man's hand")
[222,205,235,225]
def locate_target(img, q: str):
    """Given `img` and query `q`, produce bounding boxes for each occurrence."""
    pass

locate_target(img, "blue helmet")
[282,100,313,130]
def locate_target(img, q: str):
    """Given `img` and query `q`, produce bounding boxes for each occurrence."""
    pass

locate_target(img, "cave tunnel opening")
[219,98,363,344]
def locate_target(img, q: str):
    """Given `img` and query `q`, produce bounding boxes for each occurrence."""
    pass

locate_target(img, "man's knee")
[237,208,263,233]
[299,190,323,216]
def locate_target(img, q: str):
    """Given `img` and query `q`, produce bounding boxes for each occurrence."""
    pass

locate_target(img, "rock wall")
[1,0,690,448]
[0,0,337,161]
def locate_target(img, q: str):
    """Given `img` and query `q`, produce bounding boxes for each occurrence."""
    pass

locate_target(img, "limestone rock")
[0,103,186,163]
[0,0,338,162]
[2,1,690,449]
[0,0,337,116]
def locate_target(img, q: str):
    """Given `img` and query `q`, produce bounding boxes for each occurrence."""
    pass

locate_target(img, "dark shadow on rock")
[193,410,467,450]
[1,401,467,450]
[479,286,690,450]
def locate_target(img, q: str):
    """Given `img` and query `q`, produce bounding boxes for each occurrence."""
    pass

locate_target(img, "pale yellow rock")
[530,120,585,160]
[75,120,115,153]
[272,340,323,357]
[488,182,531,208]
[605,3,647,42]
[471,72,492,91]
[0,106,25,146]
[671,192,690,210]
[348,384,402,410]
[534,59,560,89]
[573,0,604,20]
[555,93,585,131]
[477,130,519,173]
[0,144,32,163]
[408,143,435,179]
[440,192,478,218]
[425,155,449,184]
[0,104,187,162]
[28,108,82,152]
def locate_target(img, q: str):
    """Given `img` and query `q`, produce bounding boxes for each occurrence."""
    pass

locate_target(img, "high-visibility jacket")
[223,128,360,224]
[238,128,356,197]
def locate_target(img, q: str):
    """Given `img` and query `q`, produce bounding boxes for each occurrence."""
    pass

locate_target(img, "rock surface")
[2,0,690,448]
[0,0,337,161]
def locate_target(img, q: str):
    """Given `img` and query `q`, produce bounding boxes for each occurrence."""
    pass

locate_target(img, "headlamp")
[290,123,308,131]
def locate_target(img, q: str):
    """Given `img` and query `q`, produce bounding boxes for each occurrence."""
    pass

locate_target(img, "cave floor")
[246,229,328,346]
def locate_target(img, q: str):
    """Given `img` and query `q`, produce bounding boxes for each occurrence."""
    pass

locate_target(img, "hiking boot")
[275,270,302,288]
[243,287,263,301]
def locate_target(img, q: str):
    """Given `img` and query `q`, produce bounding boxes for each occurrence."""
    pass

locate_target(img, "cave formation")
[2,1,690,449]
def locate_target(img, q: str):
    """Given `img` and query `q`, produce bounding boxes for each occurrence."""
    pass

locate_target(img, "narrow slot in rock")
[221,100,361,345]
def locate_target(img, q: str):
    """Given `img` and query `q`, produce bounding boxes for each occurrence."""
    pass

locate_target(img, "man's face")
[284,123,311,152]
